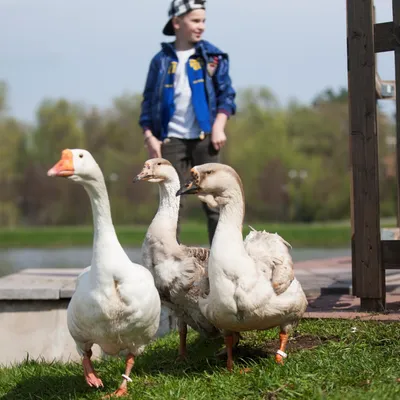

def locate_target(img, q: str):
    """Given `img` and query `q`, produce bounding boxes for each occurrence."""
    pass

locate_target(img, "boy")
[139,0,236,244]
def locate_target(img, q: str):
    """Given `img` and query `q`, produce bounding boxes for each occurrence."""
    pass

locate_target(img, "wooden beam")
[374,22,399,53]
[382,240,400,269]
[394,0,400,227]
[347,0,384,310]
[374,9,396,100]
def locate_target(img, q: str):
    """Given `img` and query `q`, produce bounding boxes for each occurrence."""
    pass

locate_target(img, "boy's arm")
[139,58,157,132]
[139,56,162,158]
[211,55,236,151]
[214,55,236,117]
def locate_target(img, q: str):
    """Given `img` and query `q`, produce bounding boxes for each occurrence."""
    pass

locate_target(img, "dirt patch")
[235,334,339,360]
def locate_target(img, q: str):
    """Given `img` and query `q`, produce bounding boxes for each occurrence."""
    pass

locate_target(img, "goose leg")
[275,331,289,365]
[177,319,188,361]
[224,334,234,371]
[216,331,241,358]
[103,353,135,398]
[82,349,103,388]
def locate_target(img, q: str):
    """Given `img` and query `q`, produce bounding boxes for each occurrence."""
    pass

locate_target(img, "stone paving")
[294,256,400,320]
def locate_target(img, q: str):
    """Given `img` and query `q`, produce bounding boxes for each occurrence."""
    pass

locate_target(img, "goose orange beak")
[47,149,75,177]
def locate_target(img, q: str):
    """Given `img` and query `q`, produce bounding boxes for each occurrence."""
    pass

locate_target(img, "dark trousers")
[161,135,220,245]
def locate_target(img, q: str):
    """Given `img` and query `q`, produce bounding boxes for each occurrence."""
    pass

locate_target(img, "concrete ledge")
[0,269,80,300]
[0,299,175,366]
[0,269,176,366]
[0,288,60,300]
[60,289,75,298]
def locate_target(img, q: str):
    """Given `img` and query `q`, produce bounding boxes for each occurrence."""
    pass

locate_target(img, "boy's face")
[173,9,206,43]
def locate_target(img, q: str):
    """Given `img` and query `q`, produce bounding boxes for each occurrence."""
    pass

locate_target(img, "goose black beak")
[176,180,200,196]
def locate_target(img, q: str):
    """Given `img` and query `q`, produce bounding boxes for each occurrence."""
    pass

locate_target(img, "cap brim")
[163,19,175,36]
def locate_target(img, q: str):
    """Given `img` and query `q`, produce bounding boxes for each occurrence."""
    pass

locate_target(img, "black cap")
[163,0,206,36]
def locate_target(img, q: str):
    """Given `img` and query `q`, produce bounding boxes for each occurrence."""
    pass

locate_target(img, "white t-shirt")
[167,48,202,140]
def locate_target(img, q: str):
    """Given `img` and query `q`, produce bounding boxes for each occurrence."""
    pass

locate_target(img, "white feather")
[58,150,161,358]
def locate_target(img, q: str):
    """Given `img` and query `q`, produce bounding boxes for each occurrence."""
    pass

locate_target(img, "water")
[0,247,350,278]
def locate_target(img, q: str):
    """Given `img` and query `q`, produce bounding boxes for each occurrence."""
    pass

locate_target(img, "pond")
[0,247,351,278]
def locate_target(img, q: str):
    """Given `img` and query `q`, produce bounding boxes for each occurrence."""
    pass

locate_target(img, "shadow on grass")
[1,333,337,399]
[137,331,339,375]
[0,370,92,400]
[135,333,226,375]
[0,335,224,400]
[235,334,340,363]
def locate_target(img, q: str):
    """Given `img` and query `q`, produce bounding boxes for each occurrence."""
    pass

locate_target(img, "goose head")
[133,158,177,184]
[47,149,101,184]
[176,163,244,204]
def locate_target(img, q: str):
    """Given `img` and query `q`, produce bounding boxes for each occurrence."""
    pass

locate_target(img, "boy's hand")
[211,113,228,151]
[144,131,162,158]
[211,129,227,151]
[146,136,162,158]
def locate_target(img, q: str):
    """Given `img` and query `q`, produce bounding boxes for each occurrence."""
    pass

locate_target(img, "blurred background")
[0,1,397,269]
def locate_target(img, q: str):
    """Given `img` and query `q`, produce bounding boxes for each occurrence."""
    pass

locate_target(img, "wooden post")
[347,0,385,311]
[394,1,400,228]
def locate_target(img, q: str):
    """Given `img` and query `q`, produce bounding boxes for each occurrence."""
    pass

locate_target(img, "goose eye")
[79,154,83,158]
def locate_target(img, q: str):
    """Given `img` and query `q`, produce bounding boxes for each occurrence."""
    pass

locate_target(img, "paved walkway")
[295,256,400,320]
[0,256,399,321]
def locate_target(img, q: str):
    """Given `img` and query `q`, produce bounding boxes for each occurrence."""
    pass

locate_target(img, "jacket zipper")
[157,58,168,137]
[202,50,213,132]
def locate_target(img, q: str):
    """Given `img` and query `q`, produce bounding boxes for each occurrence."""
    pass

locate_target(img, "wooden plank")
[347,0,384,307]
[374,22,397,53]
[382,240,400,269]
[394,1,400,227]
[374,7,381,101]
[372,8,395,101]
[360,298,385,311]
[351,235,356,292]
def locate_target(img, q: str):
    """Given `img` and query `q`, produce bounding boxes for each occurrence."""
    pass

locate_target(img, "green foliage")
[0,82,397,226]
[0,202,19,227]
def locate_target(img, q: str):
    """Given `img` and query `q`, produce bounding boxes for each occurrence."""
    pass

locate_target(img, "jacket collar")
[160,40,224,57]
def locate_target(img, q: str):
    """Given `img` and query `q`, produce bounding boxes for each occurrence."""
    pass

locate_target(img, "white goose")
[177,163,308,371]
[48,149,161,397]
[133,158,221,360]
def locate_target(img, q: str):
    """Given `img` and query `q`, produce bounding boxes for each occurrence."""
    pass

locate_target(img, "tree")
[21,99,86,225]
[0,83,28,226]
[0,83,396,226]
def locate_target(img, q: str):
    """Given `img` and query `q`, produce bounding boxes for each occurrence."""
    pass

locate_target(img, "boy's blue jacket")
[139,40,236,140]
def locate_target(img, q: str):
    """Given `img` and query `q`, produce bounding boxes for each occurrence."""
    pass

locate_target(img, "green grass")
[0,221,363,249]
[0,219,397,249]
[1,319,399,399]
